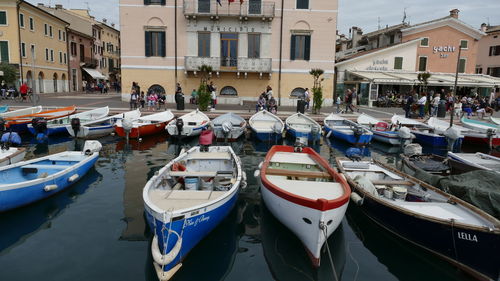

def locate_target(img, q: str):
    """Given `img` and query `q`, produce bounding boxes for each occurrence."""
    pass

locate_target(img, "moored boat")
[166,109,210,139]
[27,106,109,136]
[285,113,322,142]
[66,109,141,139]
[428,117,500,148]
[259,145,350,267]
[0,140,101,212]
[211,112,247,141]
[447,152,500,173]
[0,146,26,167]
[4,106,77,132]
[357,113,413,146]
[324,113,373,145]
[143,146,243,281]
[461,116,498,134]
[401,153,481,177]
[337,158,500,281]
[0,105,9,113]
[491,117,500,125]
[115,110,174,139]
[0,106,42,118]
[248,110,284,142]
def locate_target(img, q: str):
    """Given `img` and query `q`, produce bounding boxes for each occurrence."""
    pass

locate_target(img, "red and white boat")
[115,110,174,138]
[258,145,351,267]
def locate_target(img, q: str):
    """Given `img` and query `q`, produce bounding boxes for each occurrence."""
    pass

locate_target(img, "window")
[197,0,210,13]
[44,24,48,35]
[145,31,166,57]
[418,56,427,71]
[49,26,53,37]
[50,49,54,62]
[70,42,77,56]
[29,17,34,30]
[290,34,311,61]
[489,45,500,56]
[458,58,466,73]
[220,86,238,96]
[0,41,9,63]
[58,30,62,40]
[30,44,35,59]
[62,31,66,41]
[487,67,500,78]
[248,34,260,58]
[59,51,63,63]
[296,0,309,9]
[394,57,403,70]
[64,53,67,64]
[389,34,395,44]
[19,13,24,28]
[420,37,429,47]
[475,67,482,74]
[79,44,85,61]
[0,11,6,25]
[460,40,468,49]
[198,32,210,57]
[290,87,306,98]
[109,58,114,70]
[21,42,26,58]
[45,48,49,61]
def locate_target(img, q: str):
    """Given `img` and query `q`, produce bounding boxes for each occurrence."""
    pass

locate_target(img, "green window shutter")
[290,35,296,60]
[145,31,152,57]
[161,0,166,5]
[144,0,151,5]
[418,57,427,71]
[458,59,466,73]
[394,57,403,70]
[0,12,6,25]
[160,31,166,57]
[304,35,311,61]
[0,42,9,63]
[460,40,468,49]
[420,38,429,47]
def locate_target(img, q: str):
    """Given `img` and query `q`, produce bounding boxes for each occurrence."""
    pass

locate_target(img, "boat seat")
[371,180,414,186]
[168,171,218,177]
[22,164,69,171]
[266,168,332,179]
[187,151,232,160]
[149,190,227,211]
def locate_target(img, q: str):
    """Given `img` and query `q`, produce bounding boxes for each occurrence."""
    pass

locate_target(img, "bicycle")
[16,91,39,103]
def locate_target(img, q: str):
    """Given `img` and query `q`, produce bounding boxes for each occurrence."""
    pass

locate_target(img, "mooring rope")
[320,222,339,281]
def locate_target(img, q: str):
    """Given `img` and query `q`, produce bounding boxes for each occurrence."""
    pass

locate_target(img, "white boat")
[357,113,413,146]
[212,113,247,141]
[0,147,27,167]
[166,109,210,138]
[249,110,284,142]
[427,117,500,148]
[28,106,109,136]
[324,113,373,145]
[447,152,500,173]
[259,145,351,267]
[143,146,244,280]
[0,106,42,118]
[461,117,498,134]
[116,110,175,139]
[491,117,500,125]
[285,113,322,142]
[66,109,141,139]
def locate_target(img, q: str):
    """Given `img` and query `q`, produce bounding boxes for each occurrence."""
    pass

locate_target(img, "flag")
[217,0,222,6]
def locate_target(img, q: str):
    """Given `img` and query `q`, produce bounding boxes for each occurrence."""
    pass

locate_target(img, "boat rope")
[450,219,458,260]
[160,210,174,273]
[319,222,339,281]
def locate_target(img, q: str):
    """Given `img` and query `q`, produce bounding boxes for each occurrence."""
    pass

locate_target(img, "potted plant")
[309,68,325,114]
[197,64,212,111]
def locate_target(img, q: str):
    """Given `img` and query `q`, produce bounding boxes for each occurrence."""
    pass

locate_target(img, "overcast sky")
[29,0,500,35]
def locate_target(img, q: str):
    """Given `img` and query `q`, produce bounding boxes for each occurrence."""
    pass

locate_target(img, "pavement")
[2,92,499,124]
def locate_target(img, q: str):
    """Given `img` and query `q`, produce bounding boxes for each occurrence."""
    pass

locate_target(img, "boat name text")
[184,214,210,227]
[457,232,478,242]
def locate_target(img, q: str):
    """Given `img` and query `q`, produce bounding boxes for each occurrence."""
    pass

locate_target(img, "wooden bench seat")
[266,168,332,179]
[371,180,414,186]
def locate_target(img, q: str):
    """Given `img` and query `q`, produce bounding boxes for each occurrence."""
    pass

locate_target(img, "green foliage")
[197,64,213,111]
[0,63,18,85]
[417,72,432,93]
[310,68,325,114]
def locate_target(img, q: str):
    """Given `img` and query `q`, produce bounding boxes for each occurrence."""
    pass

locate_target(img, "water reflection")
[116,134,168,152]
[325,137,371,158]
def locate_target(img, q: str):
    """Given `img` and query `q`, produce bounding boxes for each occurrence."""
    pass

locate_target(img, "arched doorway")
[61,74,66,92]
[290,87,306,99]
[38,72,45,93]
[220,86,238,96]
[147,84,166,95]
[53,73,58,93]
[26,71,33,90]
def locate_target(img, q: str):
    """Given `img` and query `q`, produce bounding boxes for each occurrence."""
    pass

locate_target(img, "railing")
[183,0,275,18]
[185,56,272,73]
[82,57,98,67]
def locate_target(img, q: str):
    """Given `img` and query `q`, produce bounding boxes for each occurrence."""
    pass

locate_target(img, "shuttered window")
[248,34,260,58]
[460,40,468,49]
[19,13,24,28]
[394,57,403,70]
[145,31,166,57]
[418,56,427,71]
[296,0,309,9]
[144,0,166,5]
[0,41,9,63]
[198,32,210,57]
[290,35,310,61]
[0,11,6,25]
[458,58,466,73]
[489,45,500,56]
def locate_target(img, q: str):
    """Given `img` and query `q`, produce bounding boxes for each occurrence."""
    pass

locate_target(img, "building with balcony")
[477,24,500,78]
[120,0,337,105]
[99,20,121,85]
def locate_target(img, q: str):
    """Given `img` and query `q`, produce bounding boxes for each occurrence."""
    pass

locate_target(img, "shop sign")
[433,45,456,58]
[366,59,389,71]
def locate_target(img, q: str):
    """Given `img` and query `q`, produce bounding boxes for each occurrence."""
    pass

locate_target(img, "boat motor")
[397,126,413,146]
[32,117,48,134]
[444,127,461,152]
[486,128,496,152]
[353,126,364,143]
[346,147,363,161]
[0,117,5,133]
[175,118,184,137]
[1,132,22,149]
[71,118,81,137]
[221,121,233,136]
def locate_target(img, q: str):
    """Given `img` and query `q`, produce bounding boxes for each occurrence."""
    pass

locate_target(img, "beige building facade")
[0,0,69,93]
[99,20,121,84]
[120,0,337,105]
[476,24,500,78]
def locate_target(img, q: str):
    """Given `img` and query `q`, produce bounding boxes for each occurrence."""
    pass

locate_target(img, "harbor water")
[0,135,477,281]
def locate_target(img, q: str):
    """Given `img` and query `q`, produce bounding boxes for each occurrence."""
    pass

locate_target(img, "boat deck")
[270,152,316,165]
[149,190,226,211]
[267,175,344,200]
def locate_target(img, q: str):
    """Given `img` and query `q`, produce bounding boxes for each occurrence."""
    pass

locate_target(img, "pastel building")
[476,24,500,78]
[0,0,69,93]
[120,0,337,105]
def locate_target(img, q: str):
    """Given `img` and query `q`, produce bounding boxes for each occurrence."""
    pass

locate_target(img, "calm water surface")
[0,135,475,281]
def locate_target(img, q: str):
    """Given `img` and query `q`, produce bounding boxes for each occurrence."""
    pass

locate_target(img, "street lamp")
[30,45,37,106]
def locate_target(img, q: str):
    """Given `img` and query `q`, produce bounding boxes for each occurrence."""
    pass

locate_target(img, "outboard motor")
[71,118,81,138]
[444,126,461,152]
[353,126,364,144]
[397,126,413,146]
[0,117,5,133]
[175,118,184,137]
[486,128,496,152]
[221,121,233,136]
[1,132,22,148]
[32,117,48,142]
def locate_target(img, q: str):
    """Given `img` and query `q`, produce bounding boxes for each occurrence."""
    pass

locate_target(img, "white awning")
[82,68,107,80]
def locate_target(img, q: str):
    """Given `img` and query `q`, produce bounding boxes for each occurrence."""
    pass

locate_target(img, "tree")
[417,72,431,93]
[309,68,325,114]
[197,64,212,111]
[0,63,18,85]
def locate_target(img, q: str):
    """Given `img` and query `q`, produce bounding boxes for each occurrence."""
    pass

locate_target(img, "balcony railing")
[185,56,272,73]
[183,0,275,19]
[82,57,98,68]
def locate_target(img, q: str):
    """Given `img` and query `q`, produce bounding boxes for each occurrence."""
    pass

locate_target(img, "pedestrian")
[266,85,273,100]
[175,83,182,108]
[345,89,354,113]
[351,88,359,112]
[256,93,266,112]
[336,95,342,113]
[431,93,440,116]
[140,91,145,109]
[1,81,7,99]
[210,86,217,109]
[454,99,462,118]
[190,89,198,104]
[130,89,138,109]
[158,92,166,110]
[267,96,278,114]
[304,88,310,110]
[404,93,414,118]
[417,93,427,118]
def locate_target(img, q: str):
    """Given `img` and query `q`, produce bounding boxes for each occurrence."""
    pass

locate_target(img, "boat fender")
[258,161,263,169]
[253,170,260,178]
[153,262,182,281]
[326,130,333,138]
[44,184,58,192]
[240,172,248,189]
[350,192,363,205]
[397,127,412,139]
[151,234,182,266]
[68,174,79,182]
[444,127,461,141]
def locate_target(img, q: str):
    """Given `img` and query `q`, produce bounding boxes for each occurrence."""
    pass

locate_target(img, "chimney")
[449,9,460,19]
[481,23,488,33]
[111,23,115,28]
[55,4,63,9]
[103,18,107,23]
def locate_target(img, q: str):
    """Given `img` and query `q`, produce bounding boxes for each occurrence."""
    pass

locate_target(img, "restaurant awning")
[82,68,107,80]
[347,70,500,87]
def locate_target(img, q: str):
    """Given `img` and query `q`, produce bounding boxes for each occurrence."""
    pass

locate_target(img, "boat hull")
[463,134,500,147]
[0,148,27,167]
[351,188,499,280]
[286,127,321,142]
[28,125,68,136]
[166,123,209,139]
[115,122,168,138]
[371,131,412,146]
[324,126,373,145]
[412,131,463,149]
[261,180,348,267]
[67,124,114,138]
[213,127,245,141]
[251,128,283,142]
[0,154,98,212]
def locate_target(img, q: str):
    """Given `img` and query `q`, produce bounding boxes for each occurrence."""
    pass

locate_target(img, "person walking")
[431,93,440,116]
[140,91,146,109]
[404,93,414,118]
[304,88,310,110]
[345,89,354,113]
[209,82,217,109]
[20,82,29,102]
[351,88,359,112]
[335,95,342,113]
[130,89,138,109]
[417,93,427,118]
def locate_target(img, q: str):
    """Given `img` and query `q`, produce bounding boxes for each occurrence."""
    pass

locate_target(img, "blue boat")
[0,105,9,113]
[0,141,101,212]
[249,110,284,142]
[324,113,373,145]
[285,113,321,143]
[143,146,244,281]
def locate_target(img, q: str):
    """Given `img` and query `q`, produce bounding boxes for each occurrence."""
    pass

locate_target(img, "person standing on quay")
[130,89,138,109]
[304,88,310,110]
[431,93,440,116]
[417,93,427,118]
[345,89,354,113]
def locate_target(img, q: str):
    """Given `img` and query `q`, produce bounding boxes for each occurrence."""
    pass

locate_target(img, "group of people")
[256,86,277,113]
[187,82,218,110]
[342,88,359,113]
[129,82,166,111]
[1,81,30,101]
